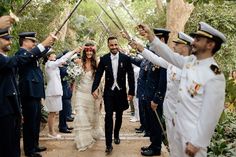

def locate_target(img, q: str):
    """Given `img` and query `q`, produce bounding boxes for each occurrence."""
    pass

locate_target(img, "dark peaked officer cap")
[0,28,13,40]
[19,32,37,41]
[153,28,170,37]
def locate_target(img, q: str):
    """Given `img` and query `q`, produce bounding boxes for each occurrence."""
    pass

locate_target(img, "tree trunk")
[166,0,194,47]
[156,0,164,12]
[49,2,72,42]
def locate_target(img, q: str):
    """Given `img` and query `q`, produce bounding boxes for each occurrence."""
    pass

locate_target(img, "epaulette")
[210,64,221,75]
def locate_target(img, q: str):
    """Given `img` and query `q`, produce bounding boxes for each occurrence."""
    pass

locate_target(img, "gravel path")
[20,110,169,157]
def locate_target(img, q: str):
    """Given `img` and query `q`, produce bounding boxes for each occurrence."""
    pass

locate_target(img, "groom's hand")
[92,89,99,99]
[127,95,133,101]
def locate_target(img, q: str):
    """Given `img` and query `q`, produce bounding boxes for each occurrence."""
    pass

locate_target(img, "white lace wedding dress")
[74,71,104,151]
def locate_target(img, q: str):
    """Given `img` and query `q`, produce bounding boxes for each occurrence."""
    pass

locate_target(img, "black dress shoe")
[140,146,150,151]
[66,117,74,122]
[114,138,120,144]
[136,129,144,133]
[59,129,72,133]
[135,127,143,131]
[67,127,74,130]
[143,132,150,137]
[25,152,42,157]
[105,146,113,154]
[141,149,161,156]
[35,146,47,152]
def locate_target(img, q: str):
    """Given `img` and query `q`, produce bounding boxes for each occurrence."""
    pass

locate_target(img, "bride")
[73,42,103,151]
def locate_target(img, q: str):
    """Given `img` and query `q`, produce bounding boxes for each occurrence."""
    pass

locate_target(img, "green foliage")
[0,0,24,16]
[67,0,166,55]
[208,111,236,157]
[4,1,65,55]
[1,0,167,56]
[129,0,166,28]
[185,1,236,73]
[185,3,236,155]
[185,0,225,5]
[225,77,236,105]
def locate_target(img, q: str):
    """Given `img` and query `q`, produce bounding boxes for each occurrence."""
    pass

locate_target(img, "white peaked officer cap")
[190,22,226,44]
[173,32,194,45]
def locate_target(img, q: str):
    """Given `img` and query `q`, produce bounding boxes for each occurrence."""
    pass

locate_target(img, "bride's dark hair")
[81,42,97,77]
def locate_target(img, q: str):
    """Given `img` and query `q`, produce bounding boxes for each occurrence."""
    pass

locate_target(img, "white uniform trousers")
[165,118,176,157]
[133,97,140,121]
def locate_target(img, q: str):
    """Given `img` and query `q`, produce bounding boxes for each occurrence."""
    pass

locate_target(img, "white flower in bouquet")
[66,62,84,84]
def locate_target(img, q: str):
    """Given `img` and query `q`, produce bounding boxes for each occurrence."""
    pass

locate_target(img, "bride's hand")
[73,47,82,54]
[74,58,82,65]
[92,89,99,99]
[127,95,133,101]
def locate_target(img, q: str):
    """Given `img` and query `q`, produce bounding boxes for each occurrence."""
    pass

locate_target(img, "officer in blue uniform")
[139,29,170,156]
[15,32,52,157]
[0,29,55,157]
[58,52,73,133]
[130,55,150,135]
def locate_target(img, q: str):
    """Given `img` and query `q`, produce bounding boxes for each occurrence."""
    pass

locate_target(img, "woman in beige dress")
[74,42,103,151]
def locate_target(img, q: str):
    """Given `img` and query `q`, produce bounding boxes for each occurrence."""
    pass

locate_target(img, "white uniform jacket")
[149,37,225,148]
[45,51,75,97]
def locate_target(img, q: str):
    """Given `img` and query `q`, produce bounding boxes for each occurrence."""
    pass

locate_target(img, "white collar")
[196,57,214,65]
[0,51,7,56]
[110,52,119,59]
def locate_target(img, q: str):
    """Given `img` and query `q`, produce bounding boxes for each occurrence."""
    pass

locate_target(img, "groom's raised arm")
[92,56,105,93]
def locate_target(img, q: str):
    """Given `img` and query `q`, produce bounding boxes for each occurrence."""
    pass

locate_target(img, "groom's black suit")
[92,52,134,147]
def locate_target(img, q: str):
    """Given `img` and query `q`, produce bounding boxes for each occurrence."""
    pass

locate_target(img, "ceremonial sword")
[95,12,112,35]
[109,6,132,41]
[154,110,168,143]
[119,0,139,25]
[16,0,33,15]
[54,0,83,36]
[9,0,33,22]
[95,0,123,31]
[83,11,104,40]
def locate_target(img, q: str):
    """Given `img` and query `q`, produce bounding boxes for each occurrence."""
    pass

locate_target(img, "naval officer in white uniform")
[133,22,226,157]
[129,32,193,157]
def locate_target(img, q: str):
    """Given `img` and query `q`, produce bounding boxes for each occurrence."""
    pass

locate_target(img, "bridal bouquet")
[66,62,84,84]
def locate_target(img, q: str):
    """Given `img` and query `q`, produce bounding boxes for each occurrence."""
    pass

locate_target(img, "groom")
[92,36,135,154]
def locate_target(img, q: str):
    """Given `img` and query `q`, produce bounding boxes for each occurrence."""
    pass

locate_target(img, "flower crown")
[83,45,96,52]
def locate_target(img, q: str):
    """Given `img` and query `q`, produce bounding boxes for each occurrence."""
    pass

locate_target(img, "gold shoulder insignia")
[210,64,221,75]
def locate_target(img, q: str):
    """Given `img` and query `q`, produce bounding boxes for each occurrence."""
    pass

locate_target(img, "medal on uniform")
[120,62,123,68]
[152,66,155,71]
[152,65,159,71]
[171,73,176,80]
[188,81,202,98]
[36,60,39,67]
[145,65,148,71]
[172,118,175,127]
[186,64,191,69]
